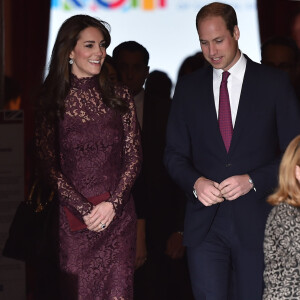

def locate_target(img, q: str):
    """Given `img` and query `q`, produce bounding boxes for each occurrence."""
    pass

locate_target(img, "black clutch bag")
[2,179,58,262]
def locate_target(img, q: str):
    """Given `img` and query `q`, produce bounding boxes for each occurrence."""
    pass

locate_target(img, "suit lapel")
[229,58,256,154]
[201,67,228,153]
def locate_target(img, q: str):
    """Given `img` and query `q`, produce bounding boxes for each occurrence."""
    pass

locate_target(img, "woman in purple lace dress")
[35,15,141,299]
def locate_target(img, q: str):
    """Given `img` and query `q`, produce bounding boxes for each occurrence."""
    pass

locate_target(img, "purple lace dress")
[35,74,142,299]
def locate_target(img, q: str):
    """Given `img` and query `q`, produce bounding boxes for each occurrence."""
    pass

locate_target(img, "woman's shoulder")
[266,202,300,230]
[264,203,300,259]
[270,202,299,215]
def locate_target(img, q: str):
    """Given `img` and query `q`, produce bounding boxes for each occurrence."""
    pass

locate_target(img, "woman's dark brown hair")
[39,14,127,119]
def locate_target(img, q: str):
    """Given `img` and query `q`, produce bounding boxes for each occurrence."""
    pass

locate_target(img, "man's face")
[115,50,149,96]
[261,44,297,83]
[197,16,240,71]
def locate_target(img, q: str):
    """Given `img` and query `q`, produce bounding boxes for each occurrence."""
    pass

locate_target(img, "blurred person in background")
[261,36,300,99]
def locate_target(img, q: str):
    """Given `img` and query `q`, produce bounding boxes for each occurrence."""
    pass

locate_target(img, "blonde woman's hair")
[268,135,300,207]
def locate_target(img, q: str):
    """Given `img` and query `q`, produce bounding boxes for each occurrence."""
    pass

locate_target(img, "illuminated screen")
[47,0,261,85]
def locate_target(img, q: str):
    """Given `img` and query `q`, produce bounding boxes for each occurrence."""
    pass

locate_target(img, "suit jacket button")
[225,163,232,168]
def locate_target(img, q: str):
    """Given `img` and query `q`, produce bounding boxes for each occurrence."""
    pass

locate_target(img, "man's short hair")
[196,2,238,36]
[112,41,150,66]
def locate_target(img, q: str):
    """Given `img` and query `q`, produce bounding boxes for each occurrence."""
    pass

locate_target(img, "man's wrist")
[193,177,204,198]
[248,175,256,192]
[193,189,198,198]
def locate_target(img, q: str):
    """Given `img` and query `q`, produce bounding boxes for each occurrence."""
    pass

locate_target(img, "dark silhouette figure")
[135,70,194,300]
[177,52,208,79]
[113,41,149,270]
[261,36,300,99]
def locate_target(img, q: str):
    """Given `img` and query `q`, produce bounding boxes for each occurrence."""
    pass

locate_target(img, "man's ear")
[233,25,240,41]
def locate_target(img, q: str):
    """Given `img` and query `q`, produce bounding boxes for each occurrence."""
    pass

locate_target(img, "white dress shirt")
[213,51,247,127]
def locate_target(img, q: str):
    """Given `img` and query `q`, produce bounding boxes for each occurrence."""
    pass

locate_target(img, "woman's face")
[69,26,106,78]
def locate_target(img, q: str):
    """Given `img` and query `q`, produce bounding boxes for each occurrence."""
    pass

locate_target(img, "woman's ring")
[100,222,106,229]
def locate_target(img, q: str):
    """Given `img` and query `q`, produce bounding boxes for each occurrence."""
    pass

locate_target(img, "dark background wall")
[257,0,300,43]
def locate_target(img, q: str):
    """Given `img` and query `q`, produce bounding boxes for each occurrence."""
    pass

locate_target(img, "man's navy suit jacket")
[164,56,300,248]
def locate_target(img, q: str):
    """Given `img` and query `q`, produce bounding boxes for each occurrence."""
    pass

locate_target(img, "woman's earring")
[69,59,74,65]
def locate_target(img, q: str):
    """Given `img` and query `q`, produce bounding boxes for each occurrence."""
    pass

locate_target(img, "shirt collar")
[213,51,247,80]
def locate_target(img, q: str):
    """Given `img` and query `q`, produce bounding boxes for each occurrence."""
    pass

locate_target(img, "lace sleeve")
[107,88,142,215]
[35,110,93,217]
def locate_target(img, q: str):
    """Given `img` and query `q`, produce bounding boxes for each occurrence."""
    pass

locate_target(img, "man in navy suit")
[164,2,300,300]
